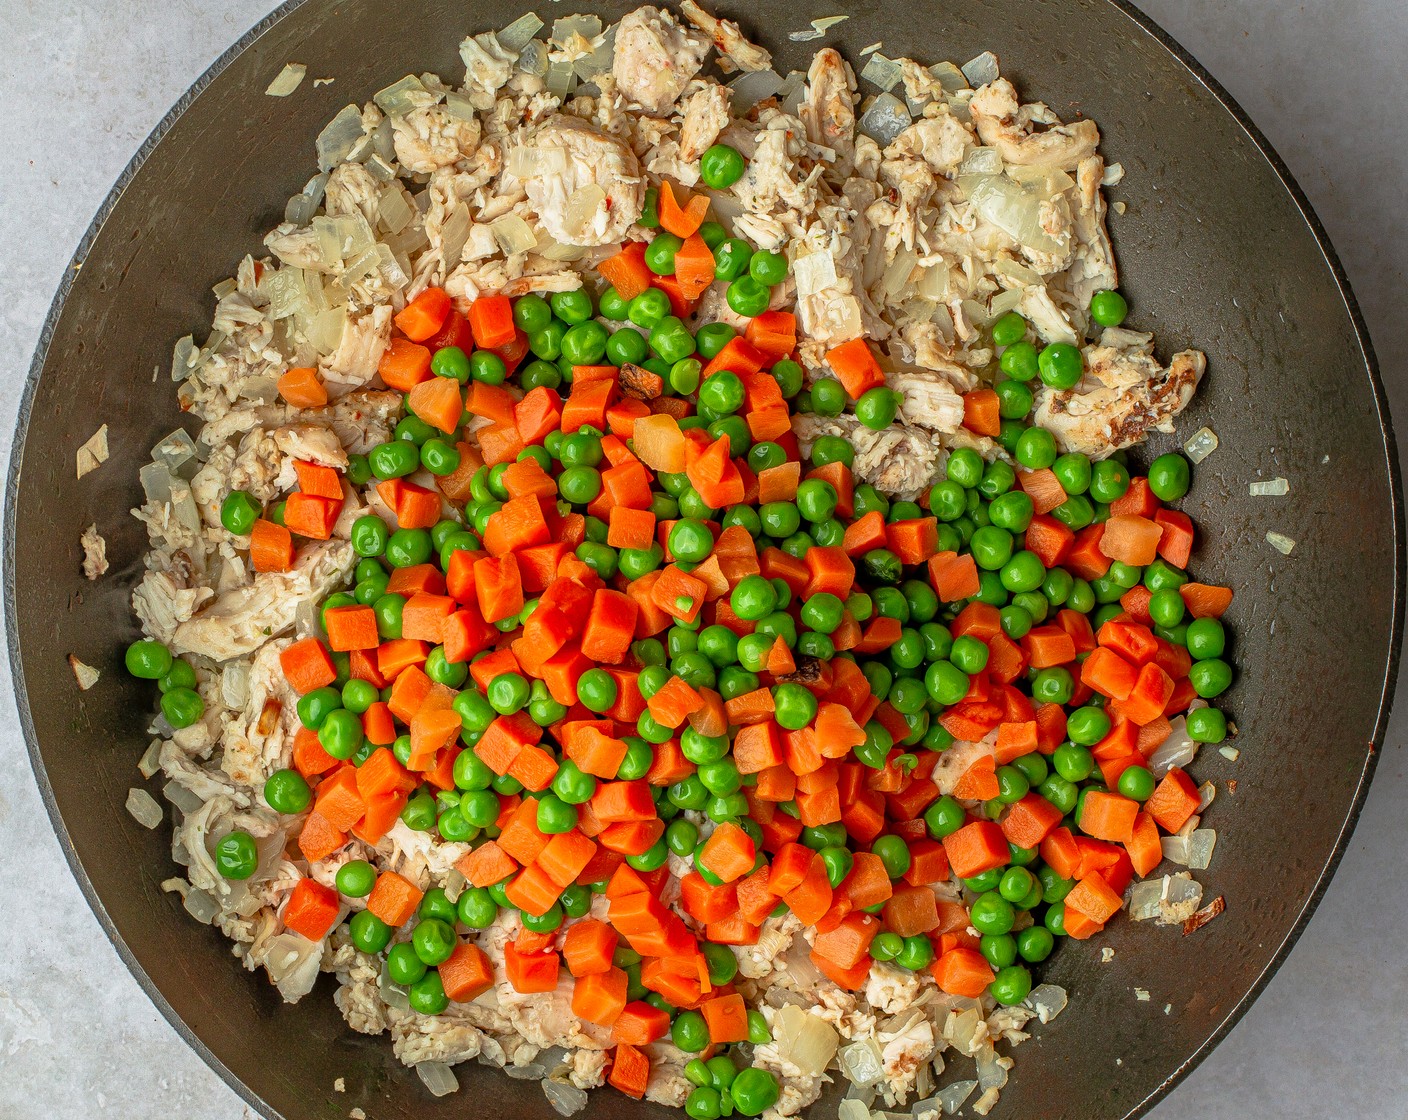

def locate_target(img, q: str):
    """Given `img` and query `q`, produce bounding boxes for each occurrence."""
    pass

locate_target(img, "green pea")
[870,931,905,961]
[645,233,684,276]
[700,143,746,189]
[1000,341,1040,382]
[1038,342,1083,389]
[730,1070,780,1117]
[214,831,259,880]
[748,249,788,286]
[855,387,901,431]
[349,910,392,954]
[219,490,261,536]
[335,859,377,898]
[992,311,1029,347]
[1090,459,1131,503]
[1089,289,1129,327]
[713,238,752,281]
[262,768,312,815]
[672,1009,710,1052]
[125,639,173,680]
[726,276,770,317]
[772,683,817,731]
[872,835,911,879]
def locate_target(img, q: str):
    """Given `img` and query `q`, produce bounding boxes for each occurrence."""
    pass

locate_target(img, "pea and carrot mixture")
[121,3,1230,1113]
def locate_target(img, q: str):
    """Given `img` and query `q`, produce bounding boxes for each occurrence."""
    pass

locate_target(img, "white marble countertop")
[1,1,1404,1117]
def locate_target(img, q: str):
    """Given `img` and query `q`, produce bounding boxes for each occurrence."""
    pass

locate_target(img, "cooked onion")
[315,105,365,171]
[960,51,999,87]
[1183,425,1218,463]
[265,63,307,97]
[126,788,163,829]
[1265,530,1296,555]
[728,69,784,112]
[497,11,544,51]
[1249,477,1289,496]
[860,53,903,92]
[771,1004,838,1077]
[416,1062,460,1097]
[857,92,912,145]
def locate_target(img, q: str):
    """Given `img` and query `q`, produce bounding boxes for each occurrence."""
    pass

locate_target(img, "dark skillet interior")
[7,0,1400,1118]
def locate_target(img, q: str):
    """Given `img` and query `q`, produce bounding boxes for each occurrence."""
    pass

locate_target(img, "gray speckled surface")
[1,1,1403,1117]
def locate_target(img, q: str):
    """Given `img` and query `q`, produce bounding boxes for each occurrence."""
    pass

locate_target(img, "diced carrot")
[366,871,423,926]
[931,948,995,998]
[455,840,518,888]
[928,550,981,602]
[1155,509,1195,568]
[279,637,336,694]
[407,375,464,434]
[1080,790,1140,844]
[657,180,710,238]
[745,310,797,359]
[1081,646,1139,700]
[1179,582,1233,619]
[697,822,756,883]
[278,366,327,408]
[394,286,450,341]
[699,992,748,1044]
[608,1041,651,1100]
[673,232,716,299]
[1147,767,1201,833]
[1021,625,1077,668]
[250,518,294,572]
[824,338,885,399]
[942,821,1011,879]
[612,1001,671,1046]
[1099,514,1164,566]
[883,884,941,936]
[961,388,1000,437]
[953,754,1000,801]
[297,810,346,863]
[1066,872,1125,924]
[283,879,341,941]
[504,941,561,993]
[378,337,432,390]
[439,941,495,1002]
[1065,523,1112,580]
[1024,513,1075,567]
[599,242,653,301]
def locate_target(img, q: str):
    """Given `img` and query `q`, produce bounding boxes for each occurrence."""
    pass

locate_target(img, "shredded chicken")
[612,6,709,114]
[80,523,108,580]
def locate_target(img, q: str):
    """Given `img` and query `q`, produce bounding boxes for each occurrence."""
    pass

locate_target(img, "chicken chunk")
[889,370,966,433]
[392,105,481,173]
[801,49,857,174]
[171,539,355,661]
[793,412,942,501]
[522,116,645,246]
[969,78,1100,170]
[679,0,773,72]
[1033,330,1206,459]
[678,83,731,163]
[612,6,709,114]
[319,305,391,393]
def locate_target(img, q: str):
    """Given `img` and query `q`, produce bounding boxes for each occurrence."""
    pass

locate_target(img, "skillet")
[6,1,1401,1117]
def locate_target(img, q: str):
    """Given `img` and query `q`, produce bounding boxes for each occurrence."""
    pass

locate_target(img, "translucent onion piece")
[374,74,431,117]
[930,61,969,92]
[439,206,473,268]
[778,71,806,116]
[263,931,325,1001]
[546,57,578,98]
[1147,715,1197,777]
[138,739,162,779]
[139,461,173,504]
[562,184,607,243]
[860,53,903,92]
[838,1038,886,1088]
[551,14,603,45]
[126,787,162,829]
[416,1062,460,1098]
[1220,745,1242,761]
[728,69,784,113]
[543,1076,589,1116]
[1249,477,1289,496]
[1198,781,1217,811]
[963,173,1061,254]
[1184,425,1218,463]
[171,335,197,381]
[575,27,616,81]
[490,214,538,256]
[1266,530,1296,554]
[1188,829,1217,870]
[839,1099,871,1120]
[151,428,198,473]
[504,1063,546,1080]
[265,63,307,97]
[507,145,567,177]
[772,1004,839,1077]
[378,184,416,234]
[316,105,366,171]
[183,886,220,924]
[937,1080,977,1116]
[1028,984,1067,1023]
[788,29,825,42]
[498,11,545,52]
[961,51,999,87]
[857,92,912,145]
[518,40,550,78]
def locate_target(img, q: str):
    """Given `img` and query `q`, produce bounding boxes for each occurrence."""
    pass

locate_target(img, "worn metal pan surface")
[6,0,1401,1118]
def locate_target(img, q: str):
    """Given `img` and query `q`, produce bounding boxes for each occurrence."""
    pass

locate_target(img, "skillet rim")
[5,1,1402,1117]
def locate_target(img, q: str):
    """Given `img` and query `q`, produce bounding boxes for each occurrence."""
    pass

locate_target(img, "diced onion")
[1184,425,1219,463]
[788,29,824,42]
[937,1080,977,1116]
[416,1062,459,1098]
[861,53,903,92]
[377,184,415,235]
[930,61,969,92]
[728,69,784,113]
[265,63,307,97]
[439,207,473,268]
[1028,984,1067,1023]
[1188,828,1217,870]
[1148,715,1197,777]
[508,145,567,178]
[771,1004,838,1077]
[857,92,912,145]
[1265,530,1296,555]
[562,184,607,242]
[962,173,1061,254]
[497,11,544,52]
[518,40,550,78]
[445,90,478,121]
[778,71,806,116]
[374,74,430,117]
[1220,745,1242,761]
[838,1039,885,1088]
[961,51,999,87]
[138,740,162,779]
[126,788,162,829]
[490,214,538,256]
[1249,477,1289,496]
[543,1076,588,1116]
[315,104,365,171]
